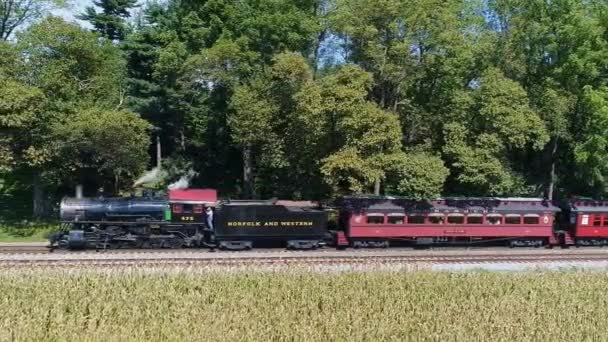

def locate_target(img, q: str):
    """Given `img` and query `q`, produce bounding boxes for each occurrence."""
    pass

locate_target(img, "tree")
[0,78,45,173]
[442,69,548,196]
[79,0,138,41]
[124,0,322,197]
[329,0,486,146]
[53,109,151,193]
[17,16,126,109]
[388,151,449,199]
[5,17,144,214]
[0,0,64,41]
[488,0,608,198]
[230,78,279,198]
[301,65,405,195]
[443,123,527,196]
[573,86,608,196]
[230,52,320,198]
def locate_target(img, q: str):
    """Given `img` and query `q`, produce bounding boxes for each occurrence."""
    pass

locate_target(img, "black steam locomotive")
[50,189,329,250]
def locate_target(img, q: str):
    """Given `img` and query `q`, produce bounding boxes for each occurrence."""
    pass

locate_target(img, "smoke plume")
[168,169,197,190]
[133,167,161,187]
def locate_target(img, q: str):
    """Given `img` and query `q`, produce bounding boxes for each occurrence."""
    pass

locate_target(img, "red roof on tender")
[168,189,217,203]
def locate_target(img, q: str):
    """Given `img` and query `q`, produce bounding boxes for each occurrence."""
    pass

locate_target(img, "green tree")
[79,0,138,41]
[329,0,486,145]
[53,109,151,193]
[443,68,548,195]
[574,86,608,196]
[0,79,45,173]
[3,17,148,215]
[230,78,279,198]
[230,52,323,198]
[298,65,404,195]
[17,16,126,109]
[388,151,449,199]
[124,0,321,197]
[443,123,527,196]
[488,0,608,198]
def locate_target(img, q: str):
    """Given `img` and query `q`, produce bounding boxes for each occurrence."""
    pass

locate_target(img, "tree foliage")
[574,86,608,196]
[390,151,449,200]
[5,0,608,218]
[78,0,138,41]
[1,17,149,213]
[53,109,151,190]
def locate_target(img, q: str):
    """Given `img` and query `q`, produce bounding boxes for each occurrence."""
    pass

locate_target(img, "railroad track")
[0,245,50,254]
[3,250,608,268]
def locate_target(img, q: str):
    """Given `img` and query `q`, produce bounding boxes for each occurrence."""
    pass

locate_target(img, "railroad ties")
[3,246,608,271]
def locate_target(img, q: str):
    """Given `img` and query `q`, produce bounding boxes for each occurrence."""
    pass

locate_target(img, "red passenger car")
[565,200,608,245]
[336,196,560,248]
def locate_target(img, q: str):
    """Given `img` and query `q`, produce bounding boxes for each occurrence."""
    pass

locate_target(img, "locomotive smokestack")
[75,185,83,199]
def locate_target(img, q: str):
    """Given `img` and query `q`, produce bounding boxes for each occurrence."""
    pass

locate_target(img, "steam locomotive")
[51,189,328,250]
[50,188,608,250]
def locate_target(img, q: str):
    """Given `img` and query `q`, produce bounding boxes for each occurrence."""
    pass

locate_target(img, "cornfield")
[1,270,607,341]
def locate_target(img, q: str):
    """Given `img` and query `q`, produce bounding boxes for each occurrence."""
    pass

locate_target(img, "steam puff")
[168,169,197,190]
[133,167,161,187]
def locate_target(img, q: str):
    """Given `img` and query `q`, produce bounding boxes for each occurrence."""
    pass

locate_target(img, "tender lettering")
[226,221,314,228]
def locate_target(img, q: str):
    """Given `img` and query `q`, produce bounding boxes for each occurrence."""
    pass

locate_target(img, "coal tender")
[214,200,329,250]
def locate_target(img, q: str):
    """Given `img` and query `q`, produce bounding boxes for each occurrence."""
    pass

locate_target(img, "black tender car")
[213,201,328,250]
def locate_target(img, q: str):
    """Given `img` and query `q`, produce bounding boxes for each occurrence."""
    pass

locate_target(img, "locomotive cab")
[167,189,218,225]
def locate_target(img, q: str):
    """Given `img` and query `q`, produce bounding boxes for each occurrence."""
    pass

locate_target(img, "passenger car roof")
[569,200,608,213]
[337,196,560,214]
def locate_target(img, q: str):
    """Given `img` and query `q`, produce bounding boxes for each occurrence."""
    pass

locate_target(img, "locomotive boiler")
[52,189,218,250]
[60,197,167,222]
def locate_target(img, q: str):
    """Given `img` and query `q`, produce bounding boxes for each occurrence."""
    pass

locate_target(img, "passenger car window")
[429,216,444,224]
[487,216,502,225]
[408,215,425,224]
[366,215,384,224]
[523,216,539,224]
[466,216,483,224]
[447,216,464,224]
[505,216,521,224]
[593,215,602,227]
[387,216,405,224]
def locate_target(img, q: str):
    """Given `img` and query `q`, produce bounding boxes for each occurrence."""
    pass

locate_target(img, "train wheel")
[169,239,184,249]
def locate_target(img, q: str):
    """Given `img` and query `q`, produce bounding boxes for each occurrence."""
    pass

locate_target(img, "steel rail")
[3,252,608,268]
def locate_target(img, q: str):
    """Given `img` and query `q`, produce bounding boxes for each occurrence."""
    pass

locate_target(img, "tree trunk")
[242,145,255,198]
[373,178,381,196]
[309,29,326,75]
[32,171,44,218]
[545,137,558,200]
[156,134,162,169]
[308,1,326,75]
[180,131,186,151]
[114,174,120,196]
